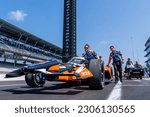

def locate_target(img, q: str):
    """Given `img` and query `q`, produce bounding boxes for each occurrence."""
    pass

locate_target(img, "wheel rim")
[34,73,45,86]
[35,74,41,83]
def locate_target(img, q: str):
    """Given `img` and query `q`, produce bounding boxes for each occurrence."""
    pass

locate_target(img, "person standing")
[82,44,99,61]
[125,58,134,71]
[134,61,142,68]
[126,58,133,67]
[107,46,124,83]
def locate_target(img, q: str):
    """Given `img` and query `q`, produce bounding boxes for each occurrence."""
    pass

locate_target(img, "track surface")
[0,77,150,100]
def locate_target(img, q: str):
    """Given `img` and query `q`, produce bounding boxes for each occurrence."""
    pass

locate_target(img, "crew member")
[126,58,133,66]
[107,46,124,83]
[82,44,99,61]
[125,58,134,71]
[134,61,142,68]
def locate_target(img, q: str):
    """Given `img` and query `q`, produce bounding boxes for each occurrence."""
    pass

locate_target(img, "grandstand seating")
[0,18,62,65]
[0,35,62,63]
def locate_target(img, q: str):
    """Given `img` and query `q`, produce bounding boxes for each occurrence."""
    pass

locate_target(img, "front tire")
[88,59,104,90]
[25,73,45,87]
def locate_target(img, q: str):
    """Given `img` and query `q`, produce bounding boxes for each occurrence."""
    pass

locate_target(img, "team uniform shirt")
[126,60,134,68]
[83,50,97,61]
[110,50,122,63]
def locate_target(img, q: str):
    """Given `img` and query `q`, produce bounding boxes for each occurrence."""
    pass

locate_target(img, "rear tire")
[25,73,45,87]
[129,76,131,80]
[88,59,104,90]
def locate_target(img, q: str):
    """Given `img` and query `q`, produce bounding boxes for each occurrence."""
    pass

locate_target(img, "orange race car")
[5,57,113,90]
[104,65,113,82]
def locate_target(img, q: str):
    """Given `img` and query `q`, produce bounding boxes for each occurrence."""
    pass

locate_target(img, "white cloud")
[100,40,108,45]
[8,10,27,21]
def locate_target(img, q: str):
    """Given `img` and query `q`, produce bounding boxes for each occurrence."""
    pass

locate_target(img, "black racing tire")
[88,59,104,90]
[129,76,131,80]
[25,73,45,87]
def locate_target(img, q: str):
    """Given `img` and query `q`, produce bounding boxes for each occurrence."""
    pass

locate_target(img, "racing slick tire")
[128,76,131,80]
[88,59,104,90]
[25,73,45,87]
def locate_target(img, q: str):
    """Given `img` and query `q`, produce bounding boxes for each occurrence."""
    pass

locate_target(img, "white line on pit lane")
[107,82,122,100]
[143,78,150,80]
[122,85,150,87]
[128,78,150,82]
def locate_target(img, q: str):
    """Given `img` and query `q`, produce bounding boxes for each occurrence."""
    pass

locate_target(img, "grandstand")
[0,18,62,66]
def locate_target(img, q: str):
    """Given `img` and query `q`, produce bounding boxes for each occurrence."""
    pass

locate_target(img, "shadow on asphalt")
[2,83,84,95]
[73,86,90,90]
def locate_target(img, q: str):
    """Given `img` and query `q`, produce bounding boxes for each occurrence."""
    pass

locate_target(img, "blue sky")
[0,0,150,65]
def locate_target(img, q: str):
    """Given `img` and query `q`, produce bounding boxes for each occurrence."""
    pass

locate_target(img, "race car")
[5,57,113,90]
[124,65,144,79]
[104,65,113,82]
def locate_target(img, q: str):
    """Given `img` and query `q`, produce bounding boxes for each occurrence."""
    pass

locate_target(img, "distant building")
[145,37,150,67]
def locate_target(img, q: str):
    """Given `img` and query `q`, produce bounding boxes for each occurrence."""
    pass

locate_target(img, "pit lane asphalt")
[0,77,150,100]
